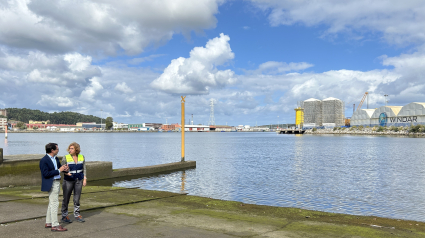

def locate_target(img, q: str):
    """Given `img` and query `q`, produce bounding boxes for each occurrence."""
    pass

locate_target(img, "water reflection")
[181,171,186,193]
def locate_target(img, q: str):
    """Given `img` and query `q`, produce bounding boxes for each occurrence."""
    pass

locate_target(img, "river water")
[1,132,425,221]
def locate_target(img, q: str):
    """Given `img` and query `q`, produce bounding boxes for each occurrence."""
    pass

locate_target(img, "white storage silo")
[322,97,345,127]
[303,98,322,127]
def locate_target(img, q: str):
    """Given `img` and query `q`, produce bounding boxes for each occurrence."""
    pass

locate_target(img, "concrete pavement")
[1,186,424,238]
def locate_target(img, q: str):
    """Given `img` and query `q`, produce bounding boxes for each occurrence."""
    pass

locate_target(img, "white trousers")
[46,180,60,226]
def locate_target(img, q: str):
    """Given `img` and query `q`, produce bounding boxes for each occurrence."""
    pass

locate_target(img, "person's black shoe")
[61,216,73,223]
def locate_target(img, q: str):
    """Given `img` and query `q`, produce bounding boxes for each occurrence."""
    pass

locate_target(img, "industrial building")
[185,125,209,131]
[82,123,104,130]
[396,102,425,126]
[350,102,425,127]
[113,122,129,130]
[162,123,180,131]
[350,109,375,126]
[370,106,402,126]
[303,97,345,128]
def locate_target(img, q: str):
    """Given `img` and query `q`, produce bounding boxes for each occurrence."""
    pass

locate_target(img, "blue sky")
[1,0,425,126]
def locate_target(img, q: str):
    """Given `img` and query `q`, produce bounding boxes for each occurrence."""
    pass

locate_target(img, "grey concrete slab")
[0,201,47,223]
[0,210,234,238]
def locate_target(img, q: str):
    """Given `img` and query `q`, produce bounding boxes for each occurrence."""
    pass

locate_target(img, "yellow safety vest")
[65,154,84,174]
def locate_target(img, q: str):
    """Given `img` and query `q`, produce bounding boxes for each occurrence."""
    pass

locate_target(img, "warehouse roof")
[371,106,403,118]
[398,102,425,116]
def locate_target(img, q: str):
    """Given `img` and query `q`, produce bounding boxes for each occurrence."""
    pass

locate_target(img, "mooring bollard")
[0,148,3,165]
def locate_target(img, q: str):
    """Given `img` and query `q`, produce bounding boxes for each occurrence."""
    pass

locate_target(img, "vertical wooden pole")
[181,96,186,162]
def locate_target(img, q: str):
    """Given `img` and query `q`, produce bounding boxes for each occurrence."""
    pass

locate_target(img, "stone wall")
[305,127,425,136]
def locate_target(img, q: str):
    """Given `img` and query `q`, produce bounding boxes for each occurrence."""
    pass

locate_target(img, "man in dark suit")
[40,143,69,232]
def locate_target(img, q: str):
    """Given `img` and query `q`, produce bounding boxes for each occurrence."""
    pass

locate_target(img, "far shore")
[305,125,425,137]
[0,130,270,133]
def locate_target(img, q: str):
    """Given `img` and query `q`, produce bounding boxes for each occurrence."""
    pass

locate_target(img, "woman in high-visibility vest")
[61,142,87,223]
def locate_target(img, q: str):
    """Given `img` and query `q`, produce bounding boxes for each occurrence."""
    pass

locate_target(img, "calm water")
[2,132,425,221]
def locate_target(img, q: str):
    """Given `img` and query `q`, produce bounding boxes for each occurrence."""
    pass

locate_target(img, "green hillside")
[6,108,103,125]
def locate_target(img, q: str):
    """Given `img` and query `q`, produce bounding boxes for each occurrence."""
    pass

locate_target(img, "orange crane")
[356,92,368,111]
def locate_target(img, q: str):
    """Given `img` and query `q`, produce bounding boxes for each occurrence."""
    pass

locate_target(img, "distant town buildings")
[113,122,128,130]
[29,120,49,124]
[0,111,271,132]
[161,123,180,131]
[0,118,7,130]
[128,123,144,130]
[185,125,210,131]
[0,109,7,117]
[143,123,162,129]
[214,125,233,132]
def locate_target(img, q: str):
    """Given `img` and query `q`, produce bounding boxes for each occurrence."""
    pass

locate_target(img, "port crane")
[356,92,368,111]
[345,92,368,126]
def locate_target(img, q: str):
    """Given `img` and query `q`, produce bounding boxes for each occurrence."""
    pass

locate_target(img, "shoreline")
[304,127,425,137]
[0,130,271,133]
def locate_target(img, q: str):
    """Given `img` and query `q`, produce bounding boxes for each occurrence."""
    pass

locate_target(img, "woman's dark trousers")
[61,179,83,217]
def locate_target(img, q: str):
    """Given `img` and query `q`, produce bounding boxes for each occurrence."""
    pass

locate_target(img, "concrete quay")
[0,186,424,238]
[0,152,196,187]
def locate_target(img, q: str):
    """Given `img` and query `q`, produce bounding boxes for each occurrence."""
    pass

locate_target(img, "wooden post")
[181,96,186,162]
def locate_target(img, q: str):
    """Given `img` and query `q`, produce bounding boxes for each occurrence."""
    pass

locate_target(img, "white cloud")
[235,66,402,115]
[114,82,133,94]
[375,48,425,103]
[27,69,60,84]
[0,0,224,55]
[116,111,132,118]
[102,91,111,98]
[80,77,103,101]
[127,54,165,65]
[249,61,313,74]
[64,53,92,72]
[251,0,425,45]
[125,96,136,102]
[382,50,425,78]
[0,49,100,86]
[150,33,236,94]
[37,95,75,107]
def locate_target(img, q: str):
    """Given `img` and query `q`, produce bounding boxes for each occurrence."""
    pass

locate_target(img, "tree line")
[6,108,103,125]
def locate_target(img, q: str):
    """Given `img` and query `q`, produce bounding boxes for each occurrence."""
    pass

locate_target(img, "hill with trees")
[6,108,103,125]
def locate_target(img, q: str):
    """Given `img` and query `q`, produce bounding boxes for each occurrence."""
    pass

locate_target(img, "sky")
[1,0,425,126]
